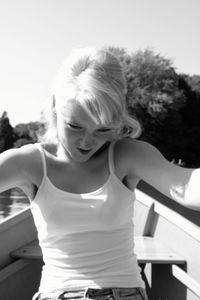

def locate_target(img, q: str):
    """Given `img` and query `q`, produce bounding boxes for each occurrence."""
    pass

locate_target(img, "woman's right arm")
[0,145,36,194]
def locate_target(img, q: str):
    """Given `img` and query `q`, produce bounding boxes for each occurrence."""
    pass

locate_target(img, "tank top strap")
[34,143,47,178]
[108,141,117,175]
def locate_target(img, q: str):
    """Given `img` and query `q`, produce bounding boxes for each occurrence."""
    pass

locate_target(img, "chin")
[92,142,110,156]
[71,150,92,163]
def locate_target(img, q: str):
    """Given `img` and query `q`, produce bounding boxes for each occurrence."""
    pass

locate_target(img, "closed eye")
[97,128,113,133]
[67,123,82,130]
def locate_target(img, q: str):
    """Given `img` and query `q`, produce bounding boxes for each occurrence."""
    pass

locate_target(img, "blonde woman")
[0,47,199,300]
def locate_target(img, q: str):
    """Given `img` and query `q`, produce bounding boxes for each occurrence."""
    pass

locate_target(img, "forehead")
[56,99,103,126]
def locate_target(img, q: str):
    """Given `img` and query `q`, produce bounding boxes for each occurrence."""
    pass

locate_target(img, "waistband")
[33,287,148,300]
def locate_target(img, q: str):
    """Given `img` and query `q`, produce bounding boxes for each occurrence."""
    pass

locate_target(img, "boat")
[0,182,200,300]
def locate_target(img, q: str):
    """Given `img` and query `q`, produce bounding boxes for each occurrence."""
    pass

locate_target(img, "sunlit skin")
[56,99,119,165]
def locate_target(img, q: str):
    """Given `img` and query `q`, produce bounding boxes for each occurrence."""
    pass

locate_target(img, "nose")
[80,132,94,149]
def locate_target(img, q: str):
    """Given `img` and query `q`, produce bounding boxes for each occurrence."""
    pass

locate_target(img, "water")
[0,188,30,222]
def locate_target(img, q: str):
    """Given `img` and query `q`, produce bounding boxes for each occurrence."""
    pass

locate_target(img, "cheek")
[57,125,75,143]
[65,131,81,143]
[94,133,115,144]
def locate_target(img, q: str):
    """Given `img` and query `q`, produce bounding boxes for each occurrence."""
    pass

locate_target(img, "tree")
[109,47,185,116]
[14,121,44,148]
[183,74,200,94]
[0,111,16,153]
[177,74,200,167]
[109,47,187,161]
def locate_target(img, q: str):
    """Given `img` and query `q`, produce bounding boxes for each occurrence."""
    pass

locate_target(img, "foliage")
[177,74,200,166]
[109,47,200,167]
[13,121,44,148]
[0,112,44,152]
[0,111,16,153]
[109,47,185,116]
[183,74,200,94]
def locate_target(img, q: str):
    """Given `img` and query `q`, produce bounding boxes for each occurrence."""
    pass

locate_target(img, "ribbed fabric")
[30,142,145,294]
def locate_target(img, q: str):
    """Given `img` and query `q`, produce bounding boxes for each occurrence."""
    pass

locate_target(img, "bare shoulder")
[9,143,43,179]
[22,142,59,178]
[0,143,43,194]
[115,138,158,160]
[112,138,144,177]
[114,138,164,178]
[0,143,38,167]
[40,142,58,156]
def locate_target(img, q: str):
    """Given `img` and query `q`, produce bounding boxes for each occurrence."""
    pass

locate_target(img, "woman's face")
[55,99,118,163]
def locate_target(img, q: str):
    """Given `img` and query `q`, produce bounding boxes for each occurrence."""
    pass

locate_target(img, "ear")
[111,127,122,141]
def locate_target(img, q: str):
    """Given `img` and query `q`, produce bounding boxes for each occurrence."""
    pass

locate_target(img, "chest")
[49,161,110,194]
[46,148,139,194]
[32,176,135,236]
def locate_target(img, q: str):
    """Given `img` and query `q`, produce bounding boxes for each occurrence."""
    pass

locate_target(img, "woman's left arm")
[126,140,200,211]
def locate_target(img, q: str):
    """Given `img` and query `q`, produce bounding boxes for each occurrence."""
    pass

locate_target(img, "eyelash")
[67,123,112,133]
[67,123,82,130]
[97,128,111,133]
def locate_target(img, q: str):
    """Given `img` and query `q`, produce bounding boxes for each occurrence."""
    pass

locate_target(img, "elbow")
[171,169,200,212]
[184,195,200,211]
[182,180,200,211]
[170,187,200,211]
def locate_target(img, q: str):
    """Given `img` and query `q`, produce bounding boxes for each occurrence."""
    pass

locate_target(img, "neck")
[56,142,110,169]
[56,142,74,163]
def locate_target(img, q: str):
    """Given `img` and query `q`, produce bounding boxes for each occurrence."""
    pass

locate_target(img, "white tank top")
[30,142,144,294]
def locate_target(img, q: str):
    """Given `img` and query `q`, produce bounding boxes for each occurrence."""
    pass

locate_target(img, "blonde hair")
[40,47,141,143]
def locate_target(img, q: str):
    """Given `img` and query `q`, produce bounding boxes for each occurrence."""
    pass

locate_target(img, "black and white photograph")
[0,1,200,300]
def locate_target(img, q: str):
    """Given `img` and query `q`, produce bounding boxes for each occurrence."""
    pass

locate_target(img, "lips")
[77,147,92,154]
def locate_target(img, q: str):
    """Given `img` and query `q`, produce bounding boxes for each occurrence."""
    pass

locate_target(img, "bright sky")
[0,0,200,126]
